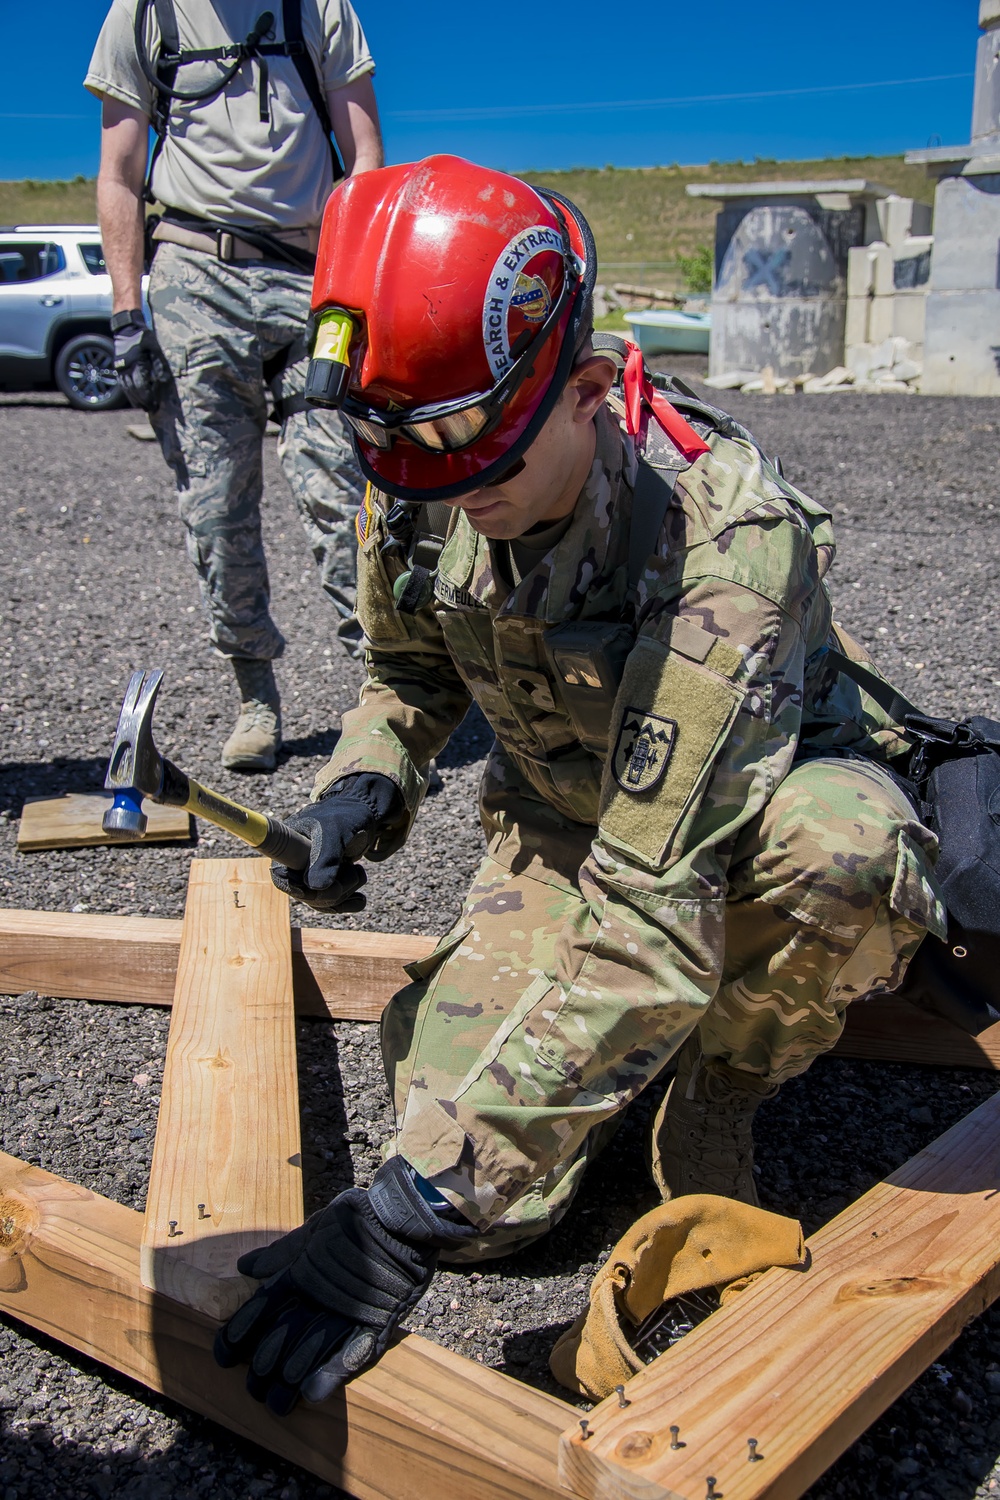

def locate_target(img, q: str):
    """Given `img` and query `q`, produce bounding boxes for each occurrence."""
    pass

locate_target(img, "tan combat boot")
[650,1032,778,1206]
[221,658,282,773]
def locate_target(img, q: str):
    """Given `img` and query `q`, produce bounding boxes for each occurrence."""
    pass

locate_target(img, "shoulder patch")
[356,482,376,547]
[612,708,676,792]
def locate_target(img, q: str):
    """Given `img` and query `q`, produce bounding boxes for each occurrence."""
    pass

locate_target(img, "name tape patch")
[612,708,677,792]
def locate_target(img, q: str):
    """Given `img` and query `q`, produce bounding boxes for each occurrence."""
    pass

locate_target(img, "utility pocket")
[600,638,744,867]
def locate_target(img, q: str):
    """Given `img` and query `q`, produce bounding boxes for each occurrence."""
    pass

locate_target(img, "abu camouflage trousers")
[148,243,365,660]
[381,754,940,1259]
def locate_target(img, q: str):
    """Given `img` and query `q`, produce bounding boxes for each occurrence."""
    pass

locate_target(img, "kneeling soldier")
[215,156,945,1412]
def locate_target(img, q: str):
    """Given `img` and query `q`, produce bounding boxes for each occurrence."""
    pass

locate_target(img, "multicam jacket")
[316,395,912,1043]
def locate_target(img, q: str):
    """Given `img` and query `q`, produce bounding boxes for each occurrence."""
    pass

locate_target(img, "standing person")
[211,156,946,1414]
[85,0,383,770]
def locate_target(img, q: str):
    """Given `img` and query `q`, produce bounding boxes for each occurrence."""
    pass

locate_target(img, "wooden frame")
[3,873,1000,1500]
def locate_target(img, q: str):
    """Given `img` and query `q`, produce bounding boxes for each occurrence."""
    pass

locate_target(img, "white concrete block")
[877,196,917,249]
[871,243,895,297]
[703,370,757,389]
[845,295,869,347]
[847,246,874,299]
[892,294,928,346]
[892,358,924,382]
[867,297,894,344]
[846,342,875,381]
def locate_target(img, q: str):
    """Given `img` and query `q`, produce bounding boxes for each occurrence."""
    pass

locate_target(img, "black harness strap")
[282,0,343,181]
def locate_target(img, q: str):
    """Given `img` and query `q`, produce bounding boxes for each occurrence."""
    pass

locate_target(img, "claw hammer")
[102,669,312,869]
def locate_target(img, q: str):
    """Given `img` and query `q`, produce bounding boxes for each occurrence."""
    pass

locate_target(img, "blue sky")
[0,0,979,180]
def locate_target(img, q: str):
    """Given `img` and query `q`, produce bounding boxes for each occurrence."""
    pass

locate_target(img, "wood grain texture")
[832,992,1000,1068]
[0,1152,571,1500]
[558,1091,1000,1500]
[141,860,302,1319]
[17,794,191,850]
[0,908,434,1021]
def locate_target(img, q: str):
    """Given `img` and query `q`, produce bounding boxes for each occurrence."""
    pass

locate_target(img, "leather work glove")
[214,1155,476,1414]
[110,308,168,412]
[270,772,404,913]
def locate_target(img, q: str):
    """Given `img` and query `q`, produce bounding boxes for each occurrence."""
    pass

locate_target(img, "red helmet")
[309,155,596,501]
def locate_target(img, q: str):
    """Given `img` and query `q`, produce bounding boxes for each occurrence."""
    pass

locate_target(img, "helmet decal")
[482,223,566,381]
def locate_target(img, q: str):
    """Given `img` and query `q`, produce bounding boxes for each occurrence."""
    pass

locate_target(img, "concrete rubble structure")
[905,0,1000,396]
[688,179,911,382]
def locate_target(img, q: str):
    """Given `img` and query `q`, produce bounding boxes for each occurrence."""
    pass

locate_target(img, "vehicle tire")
[53,333,126,411]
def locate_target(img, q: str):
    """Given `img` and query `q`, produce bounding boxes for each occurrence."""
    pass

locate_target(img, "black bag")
[895,713,1000,1035]
[830,650,1000,1035]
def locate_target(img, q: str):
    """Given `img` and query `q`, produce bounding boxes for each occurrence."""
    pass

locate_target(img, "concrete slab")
[972,28,1000,144]
[687,179,895,200]
[926,170,1000,291]
[922,288,1000,395]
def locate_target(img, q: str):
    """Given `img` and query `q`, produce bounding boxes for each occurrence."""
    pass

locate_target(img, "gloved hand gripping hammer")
[102,669,312,869]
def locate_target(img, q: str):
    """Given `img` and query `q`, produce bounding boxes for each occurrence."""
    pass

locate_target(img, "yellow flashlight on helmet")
[304,307,355,408]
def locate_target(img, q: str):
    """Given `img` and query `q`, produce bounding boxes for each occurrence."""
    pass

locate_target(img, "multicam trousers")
[148,242,365,660]
[381,753,939,1260]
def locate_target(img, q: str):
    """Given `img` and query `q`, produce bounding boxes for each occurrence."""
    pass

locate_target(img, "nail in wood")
[615,1385,630,1408]
[167,1220,181,1237]
[669,1425,682,1449]
[748,1437,762,1462]
[579,1419,591,1441]
[706,1480,719,1500]
[197,1203,209,1220]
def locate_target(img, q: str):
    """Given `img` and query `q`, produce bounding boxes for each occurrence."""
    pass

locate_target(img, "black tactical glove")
[270,772,404,913]
[214,1155,476,1414]
[110,308,168,412]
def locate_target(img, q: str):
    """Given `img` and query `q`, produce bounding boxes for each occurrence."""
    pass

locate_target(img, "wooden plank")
[833,991,1000,1068]
[17,793,191,851]
[5,904,997,1070]
[0,1151,571,1500]
[141,860,302,1320]
[0,908,435,1021]
[558,1090,1000,1500]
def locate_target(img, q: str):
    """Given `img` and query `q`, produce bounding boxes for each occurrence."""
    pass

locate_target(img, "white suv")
[0,224,147,412]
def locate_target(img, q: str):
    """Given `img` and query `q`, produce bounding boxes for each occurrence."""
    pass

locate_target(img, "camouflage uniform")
[149,242,365,660]
[316,400,945,1256]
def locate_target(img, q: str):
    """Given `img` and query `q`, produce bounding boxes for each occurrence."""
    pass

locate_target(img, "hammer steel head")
[102,669,166,841]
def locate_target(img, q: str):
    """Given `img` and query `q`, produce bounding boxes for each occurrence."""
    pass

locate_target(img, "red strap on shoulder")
[622,343,710,463]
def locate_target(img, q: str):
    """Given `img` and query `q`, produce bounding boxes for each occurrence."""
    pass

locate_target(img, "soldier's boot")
[221,658,282,773]
[650,1032,779,1207]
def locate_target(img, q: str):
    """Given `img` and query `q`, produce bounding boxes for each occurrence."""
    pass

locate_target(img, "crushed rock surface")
[1,379,1000,1500]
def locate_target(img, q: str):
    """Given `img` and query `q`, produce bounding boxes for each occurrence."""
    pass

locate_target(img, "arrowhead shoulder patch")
[612,708,677,792]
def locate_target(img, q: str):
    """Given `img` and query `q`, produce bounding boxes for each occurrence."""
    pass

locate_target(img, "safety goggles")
[341,211,581,456]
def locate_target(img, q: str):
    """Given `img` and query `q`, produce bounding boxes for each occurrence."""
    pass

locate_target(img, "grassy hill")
[1,154,933,293]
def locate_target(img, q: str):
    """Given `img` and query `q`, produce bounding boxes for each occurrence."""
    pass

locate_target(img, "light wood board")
[0,1151,571,1500]
[559,1089,1000,1500]
[17,793,191,850]
[2,906,998,1069]
[0,907,433,1021]
[140,860,302,1319]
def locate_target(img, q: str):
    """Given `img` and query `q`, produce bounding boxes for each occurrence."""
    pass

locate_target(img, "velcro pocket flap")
[601,638,744,866]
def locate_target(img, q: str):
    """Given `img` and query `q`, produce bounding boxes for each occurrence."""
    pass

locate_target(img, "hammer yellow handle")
[162,762,312,869]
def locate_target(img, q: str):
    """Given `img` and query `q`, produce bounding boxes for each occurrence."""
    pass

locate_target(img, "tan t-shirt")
[85,0,374,230]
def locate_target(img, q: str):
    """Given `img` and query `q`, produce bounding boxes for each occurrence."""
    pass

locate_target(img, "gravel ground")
[1,376,999,1500]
